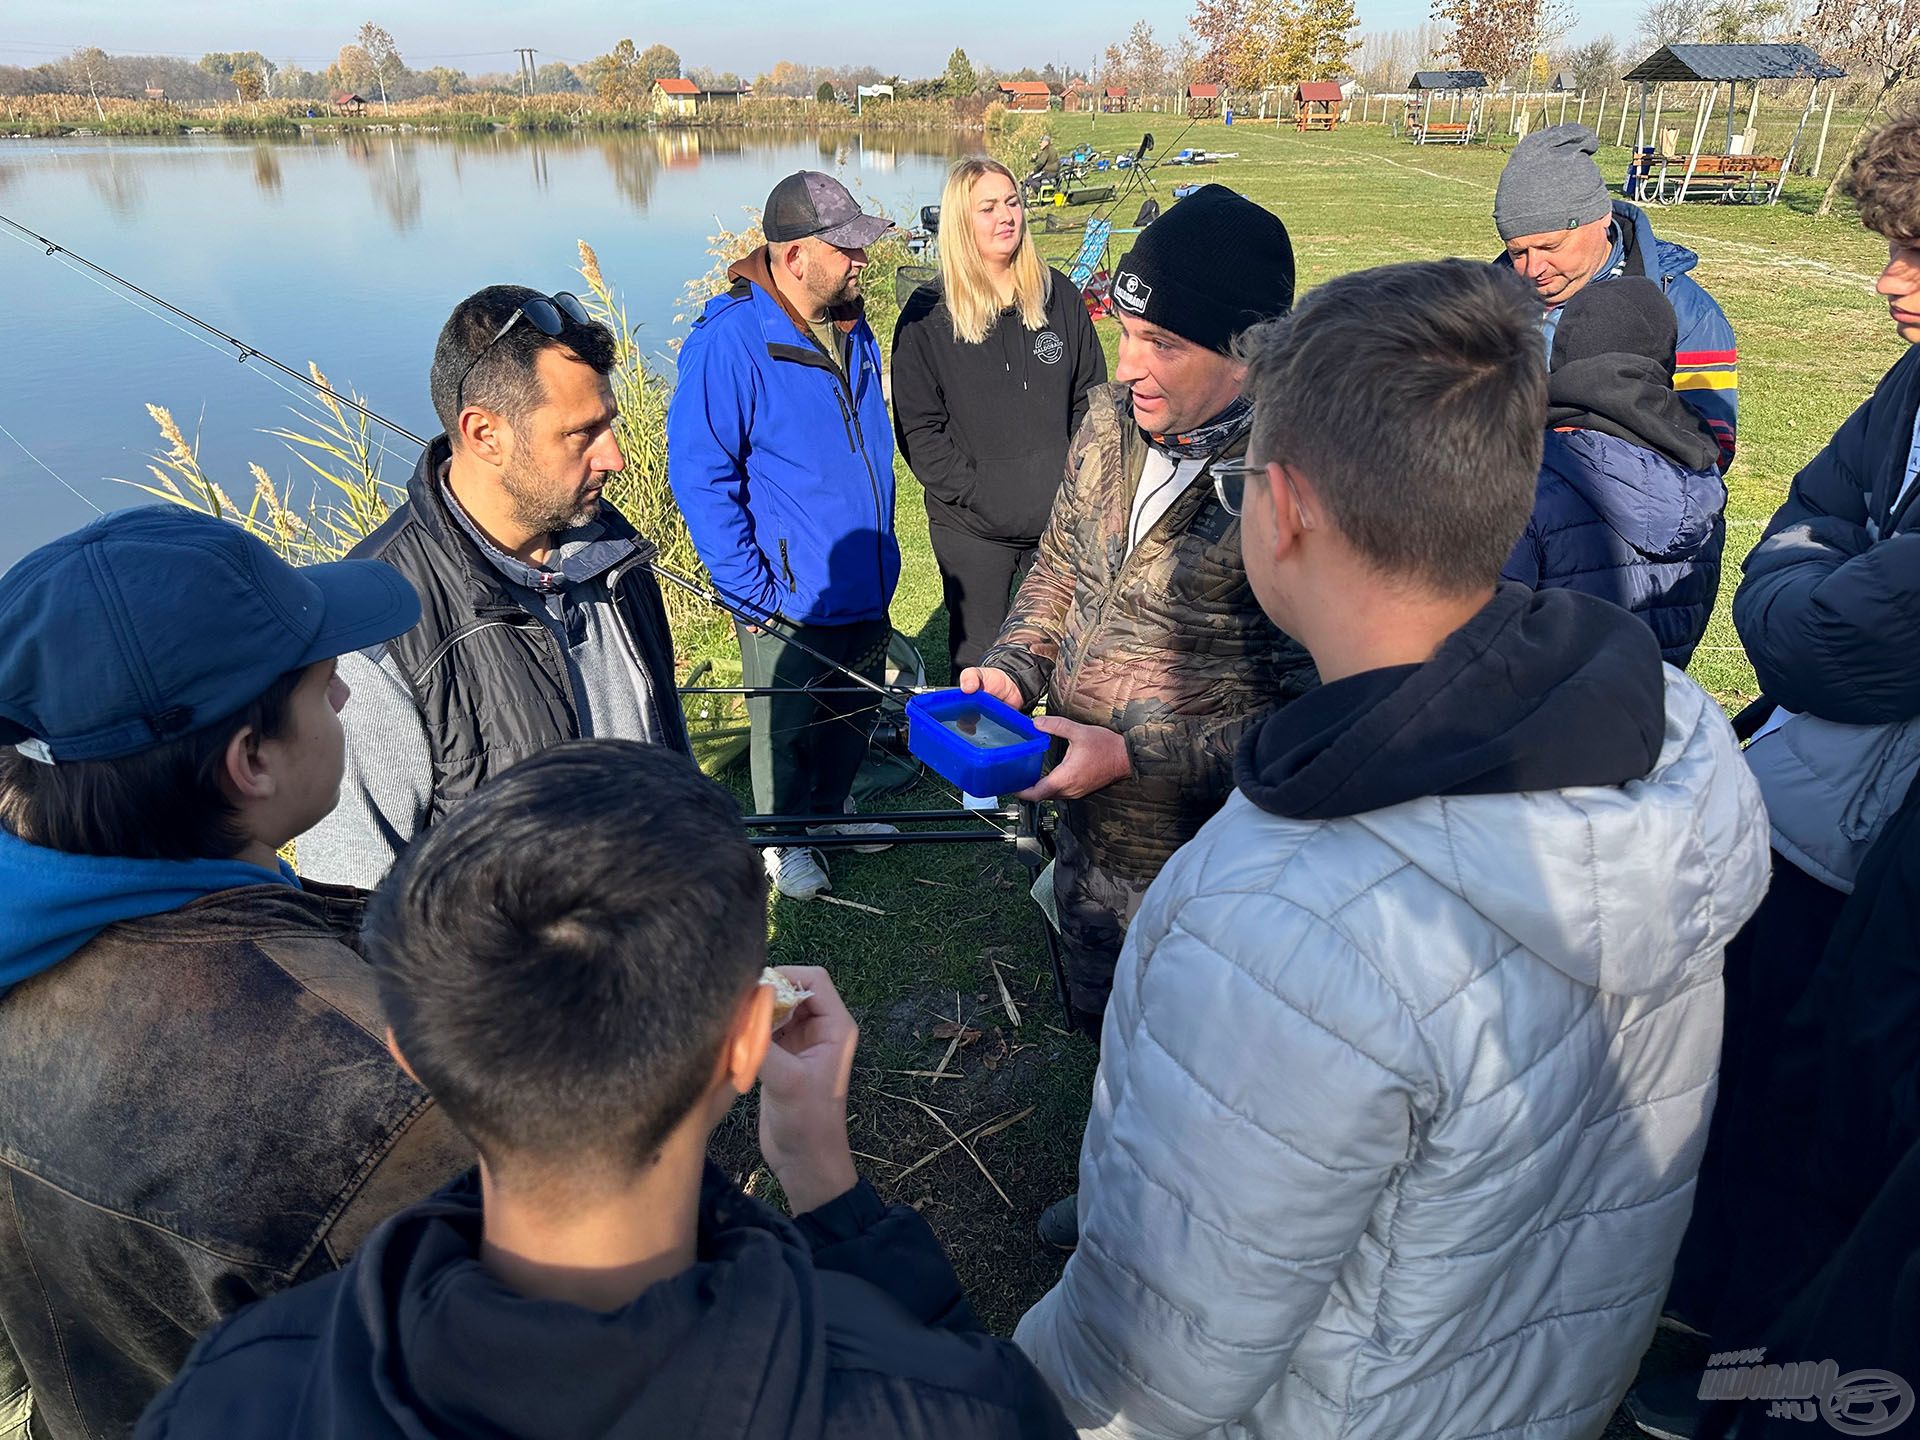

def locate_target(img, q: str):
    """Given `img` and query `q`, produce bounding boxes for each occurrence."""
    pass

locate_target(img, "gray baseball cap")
[763,171,893,248]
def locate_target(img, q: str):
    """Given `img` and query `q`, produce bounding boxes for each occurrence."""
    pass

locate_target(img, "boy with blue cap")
[0,509,472,1440]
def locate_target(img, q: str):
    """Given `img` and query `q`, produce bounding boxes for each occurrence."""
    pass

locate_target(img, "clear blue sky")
[0,0,1636,76]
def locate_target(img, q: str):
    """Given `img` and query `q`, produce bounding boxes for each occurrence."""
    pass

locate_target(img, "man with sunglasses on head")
[959,186,1316,1065]
[300,285,688,887]
[668,172,902,904]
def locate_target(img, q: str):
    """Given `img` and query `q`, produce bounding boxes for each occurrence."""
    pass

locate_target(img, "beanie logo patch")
[1113,270,1152,315]
[1033,331,1065,365]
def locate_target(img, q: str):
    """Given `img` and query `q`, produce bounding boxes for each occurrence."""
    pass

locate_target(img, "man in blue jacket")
[669,171,902,900]
[1492,124,1738,470]
[137,741,1073,1440]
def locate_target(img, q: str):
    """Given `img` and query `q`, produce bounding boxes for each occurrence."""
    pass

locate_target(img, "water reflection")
[83,150,146,220]
[249,144,282,198]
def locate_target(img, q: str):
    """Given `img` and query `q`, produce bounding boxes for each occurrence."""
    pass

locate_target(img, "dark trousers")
[927,513,1038,675]
[1668,851,1848,1336]
[736,618,888,820]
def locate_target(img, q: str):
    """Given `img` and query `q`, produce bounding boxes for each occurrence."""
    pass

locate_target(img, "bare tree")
[64,46,113,121]
[1563,35,1623,88]
[1809,0,1920,213]
[1636,0,1710,50]
[355,22,402,109]
[1433,0,1553,81]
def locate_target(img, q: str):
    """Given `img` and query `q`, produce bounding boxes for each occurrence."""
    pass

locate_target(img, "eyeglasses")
[1211,455,1315,530]
[454,291,593,412]
[1210,455,1267,517]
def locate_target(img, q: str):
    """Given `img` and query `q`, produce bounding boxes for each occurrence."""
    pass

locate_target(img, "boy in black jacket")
[138,740,1071,1440]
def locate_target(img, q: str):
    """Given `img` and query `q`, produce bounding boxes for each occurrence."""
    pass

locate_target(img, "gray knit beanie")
[1494,124,1612,242]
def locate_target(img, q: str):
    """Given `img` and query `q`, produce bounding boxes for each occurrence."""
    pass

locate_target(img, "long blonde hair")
[937,157,1049,345]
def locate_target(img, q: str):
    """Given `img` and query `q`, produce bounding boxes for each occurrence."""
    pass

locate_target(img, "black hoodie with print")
[892,267,1107,543]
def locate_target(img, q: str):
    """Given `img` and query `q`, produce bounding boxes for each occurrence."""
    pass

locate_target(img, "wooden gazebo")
[1294,81,1343,132]
[1186,82,1220,118]
[1405,70,1486,144]
[1621,43,1844,205]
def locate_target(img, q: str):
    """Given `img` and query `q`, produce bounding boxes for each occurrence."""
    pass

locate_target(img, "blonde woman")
[892,157,1106,674]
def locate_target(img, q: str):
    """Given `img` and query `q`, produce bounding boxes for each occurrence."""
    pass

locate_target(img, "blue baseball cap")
[0,507,421,764]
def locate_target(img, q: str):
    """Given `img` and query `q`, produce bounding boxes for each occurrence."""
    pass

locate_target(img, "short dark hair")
[1847,101,1920,245]
[366,740,767,1178]
[428,285,618,438]
[0,667,304,860]
[1236,259,1545,594]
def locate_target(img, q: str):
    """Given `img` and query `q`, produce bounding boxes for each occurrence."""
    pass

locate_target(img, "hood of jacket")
[1546,351,1723,475]
[1236,584,1711,994]
[726,245,863,339]
[0,826,296,992]
[1539,424,1726,563]
[319,1169,831,1440]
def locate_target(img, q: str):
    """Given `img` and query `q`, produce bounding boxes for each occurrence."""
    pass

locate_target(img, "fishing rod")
[0,212,429,448]
[6,210,1070,1014]
[0,211,917,707]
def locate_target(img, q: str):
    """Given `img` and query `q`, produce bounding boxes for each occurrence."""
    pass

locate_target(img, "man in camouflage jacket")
[963,186,1316,1034]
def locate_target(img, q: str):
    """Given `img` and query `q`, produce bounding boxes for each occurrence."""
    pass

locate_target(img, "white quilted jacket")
[1016,670,1771,1439]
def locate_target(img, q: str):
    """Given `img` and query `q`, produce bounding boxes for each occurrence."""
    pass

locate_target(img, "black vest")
[348,439,689,821]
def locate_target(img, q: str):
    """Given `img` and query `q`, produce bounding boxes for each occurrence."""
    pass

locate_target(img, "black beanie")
[1551,277,1679,378]
[1110,184,1294,353]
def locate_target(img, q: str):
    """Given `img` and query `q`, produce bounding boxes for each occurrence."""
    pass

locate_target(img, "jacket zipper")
[778,538,796,589]
[767,333,888,610]
[604,560,660,738]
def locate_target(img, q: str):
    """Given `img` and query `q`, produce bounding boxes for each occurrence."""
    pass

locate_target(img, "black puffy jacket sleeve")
[1734,346,1920,724]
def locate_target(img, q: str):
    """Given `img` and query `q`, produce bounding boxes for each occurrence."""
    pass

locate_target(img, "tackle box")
[905,689,1047,797]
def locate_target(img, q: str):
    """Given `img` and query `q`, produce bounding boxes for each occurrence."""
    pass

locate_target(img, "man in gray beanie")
[961,184,1318,1083]
[1492,123,1739,468]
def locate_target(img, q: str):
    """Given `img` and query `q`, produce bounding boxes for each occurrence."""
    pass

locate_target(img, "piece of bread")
[762,967,812,1029]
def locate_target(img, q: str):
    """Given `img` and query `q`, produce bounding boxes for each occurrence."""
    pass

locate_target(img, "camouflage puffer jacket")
[980,382,1317,894]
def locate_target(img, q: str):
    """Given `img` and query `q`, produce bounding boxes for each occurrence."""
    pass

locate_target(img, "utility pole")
[515,47,537,98]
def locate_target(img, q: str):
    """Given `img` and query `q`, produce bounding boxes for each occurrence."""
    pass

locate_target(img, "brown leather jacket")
[0,881,471,1439]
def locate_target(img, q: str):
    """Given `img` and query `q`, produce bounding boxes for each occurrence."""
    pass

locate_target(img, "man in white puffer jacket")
[1014,259,1771,1440]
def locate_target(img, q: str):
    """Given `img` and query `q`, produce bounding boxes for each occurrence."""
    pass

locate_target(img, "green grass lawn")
[707,115,1900,1429]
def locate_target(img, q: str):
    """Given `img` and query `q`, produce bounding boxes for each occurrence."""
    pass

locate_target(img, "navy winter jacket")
[138,1168,1072,1440]
[1735,344,1920,722]
[1496,200,1739,469]
[667,248,899,627]
[1504,428,1728,668]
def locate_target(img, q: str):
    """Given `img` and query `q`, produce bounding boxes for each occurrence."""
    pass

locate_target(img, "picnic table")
[1628,151,1784,204]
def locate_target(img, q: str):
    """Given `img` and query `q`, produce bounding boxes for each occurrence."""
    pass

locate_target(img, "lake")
[0,128,964,568]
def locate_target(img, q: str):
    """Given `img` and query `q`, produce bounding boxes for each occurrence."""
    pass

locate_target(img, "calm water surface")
[0,129,961,567]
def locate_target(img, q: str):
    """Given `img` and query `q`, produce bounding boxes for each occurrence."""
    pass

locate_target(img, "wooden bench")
[1646,152,1785,204]
[1416,121,1471,145]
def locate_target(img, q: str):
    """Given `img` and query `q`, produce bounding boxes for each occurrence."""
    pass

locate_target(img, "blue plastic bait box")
[905,689,1047,797]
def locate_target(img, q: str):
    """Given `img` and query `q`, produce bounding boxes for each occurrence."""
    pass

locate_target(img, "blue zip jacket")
[668,249,899,627]
[1497,200,1738,470]
[1504,428,1727,668]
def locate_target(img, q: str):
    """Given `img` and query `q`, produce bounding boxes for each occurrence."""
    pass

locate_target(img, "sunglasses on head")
[454,291,593,411]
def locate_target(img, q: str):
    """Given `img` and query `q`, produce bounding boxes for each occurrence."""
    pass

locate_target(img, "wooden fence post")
[1811,86,1836,176]
[1616,85,1631,146]
[1595,88,1607,138]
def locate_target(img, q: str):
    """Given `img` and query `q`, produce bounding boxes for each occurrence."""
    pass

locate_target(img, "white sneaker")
[764,845,830,900]
[806,820,898,853]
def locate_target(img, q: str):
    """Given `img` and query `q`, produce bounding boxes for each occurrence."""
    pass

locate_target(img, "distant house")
[331,92,368,115]
[696,83,744,109]
[143,86,167,103]
[1103,85,1129,113]
[1000,80,1052,112]
[1186,82,1220,118]
[1548,70,1578,92]
[1063,80,1095,111]
[651,76,700,118]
